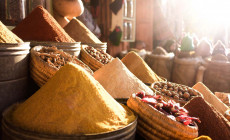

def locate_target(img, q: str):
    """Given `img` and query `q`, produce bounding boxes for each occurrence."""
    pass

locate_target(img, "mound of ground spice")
[184,97,230,140]
[94,58,153,98]
[12,63,135,135]
[121,51,163,83]
[0,21,23,43]
[64,18,102,44]
[12,6,75,42]
[193,82,229,115]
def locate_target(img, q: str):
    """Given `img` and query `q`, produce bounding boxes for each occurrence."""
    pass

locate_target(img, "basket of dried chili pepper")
[127,91,200,140]
[30,46,93,87]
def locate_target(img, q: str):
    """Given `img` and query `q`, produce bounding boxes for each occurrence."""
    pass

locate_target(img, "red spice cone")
[12,6,75,42]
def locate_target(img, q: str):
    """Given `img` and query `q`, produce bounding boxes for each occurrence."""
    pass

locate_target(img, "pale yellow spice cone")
[121,51,163,83]
[64,18,102,44]
[94,58,154,98]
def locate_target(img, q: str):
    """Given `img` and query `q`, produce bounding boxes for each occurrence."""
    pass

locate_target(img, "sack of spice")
[11,63,136,135]
[121,51,163,84]
[0,21,23,43]
[30,46,93,87]
[12,6,75,42]
[64,18,102,44]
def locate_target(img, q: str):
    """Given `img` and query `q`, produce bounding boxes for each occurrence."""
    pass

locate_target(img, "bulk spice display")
[0,21,23,43]
[0,4,229,140]
[12,6,75,42]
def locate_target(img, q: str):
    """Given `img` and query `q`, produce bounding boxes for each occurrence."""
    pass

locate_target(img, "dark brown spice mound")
[184,97,230,140]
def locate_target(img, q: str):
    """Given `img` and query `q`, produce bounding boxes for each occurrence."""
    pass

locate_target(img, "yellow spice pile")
[0,21,23,43]
[12,63,135,135]
[64,18,102,44]
[121,51,163,83]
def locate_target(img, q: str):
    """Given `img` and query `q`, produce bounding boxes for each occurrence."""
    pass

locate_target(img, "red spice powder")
[12,6,75,42]
[184,97,230,140]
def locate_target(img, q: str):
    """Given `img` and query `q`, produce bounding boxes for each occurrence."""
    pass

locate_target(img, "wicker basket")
[151,82,203,106]
[30,46,93,87]
[80,46,113,71]
[127,95,198,140]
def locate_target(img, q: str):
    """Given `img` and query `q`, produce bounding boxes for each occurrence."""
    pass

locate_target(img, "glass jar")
[127,0,134,18]
[123,0,127,17]
[123,21,128,40]
[2,0,26,25]
[27,0,46,14]
[127,21,132,40]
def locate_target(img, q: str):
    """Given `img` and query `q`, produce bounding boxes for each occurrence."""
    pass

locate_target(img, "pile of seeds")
[85,46,112,64]
[152,82,201,102]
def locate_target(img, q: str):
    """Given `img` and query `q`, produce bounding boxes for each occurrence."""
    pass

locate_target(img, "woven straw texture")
[127,95,198,140]
[30,46,93,87]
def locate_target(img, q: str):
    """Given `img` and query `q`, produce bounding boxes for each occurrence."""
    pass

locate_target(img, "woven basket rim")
[127,95,198,139]
[82,47,105,65]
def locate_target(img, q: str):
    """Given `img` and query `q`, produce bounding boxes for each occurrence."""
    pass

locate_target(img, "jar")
[123,0,127,17]
[27,0,46,14]
[127,0,133,18]
[123,22,128,40]
[127,21,132,40]
[2,0,26,26]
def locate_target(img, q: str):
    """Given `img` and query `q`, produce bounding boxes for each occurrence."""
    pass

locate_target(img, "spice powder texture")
[12,63,135,135]
[0,21,23,43]
[12,6,75,42]
[121,51,163,83]
[184,97,230,140]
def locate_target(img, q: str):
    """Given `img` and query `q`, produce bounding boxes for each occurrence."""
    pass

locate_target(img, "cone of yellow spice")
[121,51,163,83]
[12,63,135,135]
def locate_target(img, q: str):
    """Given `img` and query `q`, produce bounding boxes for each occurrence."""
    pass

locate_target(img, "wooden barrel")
[30,42,81,57]
[2,104,137,140]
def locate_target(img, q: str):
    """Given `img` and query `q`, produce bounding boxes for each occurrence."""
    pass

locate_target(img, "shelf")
[123,17,135,20]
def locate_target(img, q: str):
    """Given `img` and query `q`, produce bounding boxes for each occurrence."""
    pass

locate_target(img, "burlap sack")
[145,54,174,81]
[203,60,230,93]
[172,57,202,87]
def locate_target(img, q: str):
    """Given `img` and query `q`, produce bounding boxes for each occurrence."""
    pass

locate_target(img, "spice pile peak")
[12,6,75,42]
[0,21,23,43]
[121,51,163,83]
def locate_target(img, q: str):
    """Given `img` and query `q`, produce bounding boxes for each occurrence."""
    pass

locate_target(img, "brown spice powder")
[184,97,230,140]
[12,6,75,42]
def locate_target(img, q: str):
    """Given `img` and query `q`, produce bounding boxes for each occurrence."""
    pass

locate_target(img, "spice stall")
[0,0,230,140]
